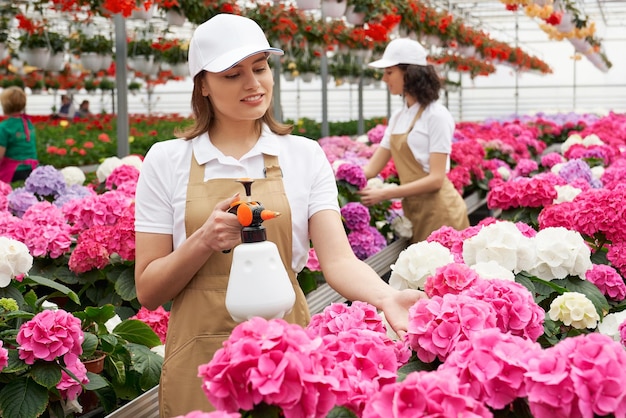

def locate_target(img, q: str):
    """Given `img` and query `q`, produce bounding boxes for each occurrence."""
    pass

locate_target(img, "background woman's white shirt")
[379,101,455,173]
[134,125,340,272]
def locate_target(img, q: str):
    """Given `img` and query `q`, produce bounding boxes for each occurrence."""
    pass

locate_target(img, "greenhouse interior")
[1,0,626,418]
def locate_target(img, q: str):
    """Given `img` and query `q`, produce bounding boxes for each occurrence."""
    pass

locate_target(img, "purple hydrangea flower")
[558,159,593,185]
[341,202,371,231]
[54,185,96,208]
[7,188,39,217]
[24,165,67,198]
[347,226,387,260]
[336,163,367,190]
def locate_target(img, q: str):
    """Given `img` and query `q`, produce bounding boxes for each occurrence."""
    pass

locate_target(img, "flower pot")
[295,0,321,10]
[45,52,66,72]
[0,42,6,59]
[80,52,104,72]
[568,38,591,53]
[166,10,186,26]
[422,34,442,48]
[100,54,113,71]
[300,72,315,83]
[131,6,155,20]
[321,0,347,18]
[22,47,50,69]
[129,56,157,75]
[83,352,106,374]
[458,45,476,57]
[163,62,188,77]
[345,5,366,25]
[556,12,574,33]
[283,72,296,82]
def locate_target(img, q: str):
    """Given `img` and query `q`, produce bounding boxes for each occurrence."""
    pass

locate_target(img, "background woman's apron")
[159,153,310,417]
[390,107,469,244]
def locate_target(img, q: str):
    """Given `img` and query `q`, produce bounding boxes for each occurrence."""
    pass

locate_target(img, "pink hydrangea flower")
[57,353,89,400]
[105,164,140,191]
[307,301,386,337]
[540,152,565,169]
[463,279,545,341]
[305,248,321,271]
[174,412,241,418]
[198,318,341,418]
[426,226,465,263]
[407,293,497,363]
[0,340,8,371]
[17,309,84,364]
[585,263,626,301]
[423,262,480,297]
[441,328,541,409]
[362,368,492,418]
[619,320,626,347]
[131,306,170,344]
[68,225,111,274]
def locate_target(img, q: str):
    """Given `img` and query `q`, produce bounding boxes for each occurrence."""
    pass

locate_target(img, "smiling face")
[200,53,274,124]
[382,66,405,96]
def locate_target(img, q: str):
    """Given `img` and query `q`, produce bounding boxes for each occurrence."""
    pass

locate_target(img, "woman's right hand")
[201,193,242,252]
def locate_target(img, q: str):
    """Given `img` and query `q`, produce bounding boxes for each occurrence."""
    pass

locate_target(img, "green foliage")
[71,34,113,54]
[161,44,188,64]
[128,39,154,58]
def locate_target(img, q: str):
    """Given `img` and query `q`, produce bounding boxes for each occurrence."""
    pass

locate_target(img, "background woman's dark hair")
[398,64,441,107]
[175,71,294,140]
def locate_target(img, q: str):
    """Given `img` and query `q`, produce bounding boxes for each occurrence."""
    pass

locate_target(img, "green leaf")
[0,377,49,418]
[114,319,162,347]
[82,332,99,357]
[84,372,110,390]
[0,285,25,306]
[22,275,80,304]
[3,350,29,374]
[590,248,609,265]
[114,267,137,301]
[515,274,535,295]
[327,406,358,418]
[53,264,80,285]
[397,358,439,381]
[126,343,163,389]
[30,361,62,389]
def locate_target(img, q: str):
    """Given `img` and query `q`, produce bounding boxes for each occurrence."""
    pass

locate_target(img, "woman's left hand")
[358,187,387,207]
[379,289,427,338]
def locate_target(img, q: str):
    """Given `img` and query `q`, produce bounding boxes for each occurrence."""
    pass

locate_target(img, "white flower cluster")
[96,155,143,183]
[462,222,592,281]
[389,241,454,290]
[60,166,86,186]
[0,237,33,288]
[560,133,604,153]
[548,291,600,329]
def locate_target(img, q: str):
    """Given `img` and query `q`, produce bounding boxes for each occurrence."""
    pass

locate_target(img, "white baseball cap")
[368,38,428,68]
[188,13,284,77]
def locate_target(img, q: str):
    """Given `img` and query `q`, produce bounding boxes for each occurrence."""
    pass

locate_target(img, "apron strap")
[263,154,282,178]
[403,106,425,135]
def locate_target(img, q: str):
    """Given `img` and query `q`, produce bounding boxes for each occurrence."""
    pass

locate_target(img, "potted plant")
[155,0,186,26]
[128,39,158,75]
[70,33,114,72]
[159,39,188,77]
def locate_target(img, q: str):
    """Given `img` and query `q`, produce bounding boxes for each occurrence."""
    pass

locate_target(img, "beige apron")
[159,153,310,417]
[391,107,469,244]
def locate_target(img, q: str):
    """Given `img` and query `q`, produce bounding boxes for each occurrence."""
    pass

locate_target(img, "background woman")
[133,14,425,417]
[360,38,469,243]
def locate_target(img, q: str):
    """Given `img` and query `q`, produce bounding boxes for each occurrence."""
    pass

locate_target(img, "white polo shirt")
[379,101,455,173]
[134,125,340,272]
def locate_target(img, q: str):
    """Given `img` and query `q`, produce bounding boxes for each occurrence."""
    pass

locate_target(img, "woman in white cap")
[133,14,426,416]
[360,38,469,243]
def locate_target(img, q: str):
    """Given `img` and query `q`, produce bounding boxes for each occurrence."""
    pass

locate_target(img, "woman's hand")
[358,187,388,207]
[201,194,242,252]
[379,289,427,338]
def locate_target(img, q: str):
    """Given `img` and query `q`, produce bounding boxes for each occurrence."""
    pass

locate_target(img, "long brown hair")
[397,64,441,107]
[175,71,293,140]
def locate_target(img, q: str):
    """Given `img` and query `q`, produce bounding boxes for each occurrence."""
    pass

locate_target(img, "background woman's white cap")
[368,38,428,68]
[188,13,284,77]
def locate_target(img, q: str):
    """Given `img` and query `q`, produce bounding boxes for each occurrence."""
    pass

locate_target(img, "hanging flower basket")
[322,0,347,18]
[166,9,186,26]
[44,52,65,72]
[131,5,155,20]
[345,5,366,25]
[296,0,321,10]
[81,52,105,72]
[22,47,50,69]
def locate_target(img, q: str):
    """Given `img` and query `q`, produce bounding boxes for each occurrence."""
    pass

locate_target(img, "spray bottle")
[224,178,296,322]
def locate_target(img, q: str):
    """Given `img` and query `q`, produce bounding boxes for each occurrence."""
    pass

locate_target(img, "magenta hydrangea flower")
[340,202,371,231]
[462,279,545,341]
[57,353,89,401]
[347,226,387,260]
[131,306,170,344]
[585,263,626,301]
[362,368,492,418]
[305,247,321,271]
[407,293,497,363]
[17,309,84,364]
[619,320,626,347]
[68,225,111,274]
[174,412,241,418]
[0,340,8,372]
[423,262,480,297]
[105,164,140,191]
[366,124,386,144]
[441,328,541,410]
[335,163,367,190]
[427,226,465,262]
[107,203,136,261]
[512,158,539,178]
[540,152,565,169]
[21,201,73,259]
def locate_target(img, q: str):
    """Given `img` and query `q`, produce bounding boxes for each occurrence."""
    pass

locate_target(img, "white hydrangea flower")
[104,314,122,333]
[0,237,33,288]
[550,162,564,175]
[391,215,413,239]
[60,166,86,186]
[582,134,604,147]
[96,156,123,183]
[591,165,604,180]
[548,292,599,329]
[526,227,592,280]
[561,133,583,153]
[151,345,166,357]
[597,310,626,342]
[553,184,582,204]
[496,166,511,180]
[120,154,143,171]
[470,261,516,281]
[355,134,369,143]
[366,177,385,189]
[389,241,454,290]
[462,221,534,273]
[331,159,350,172]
